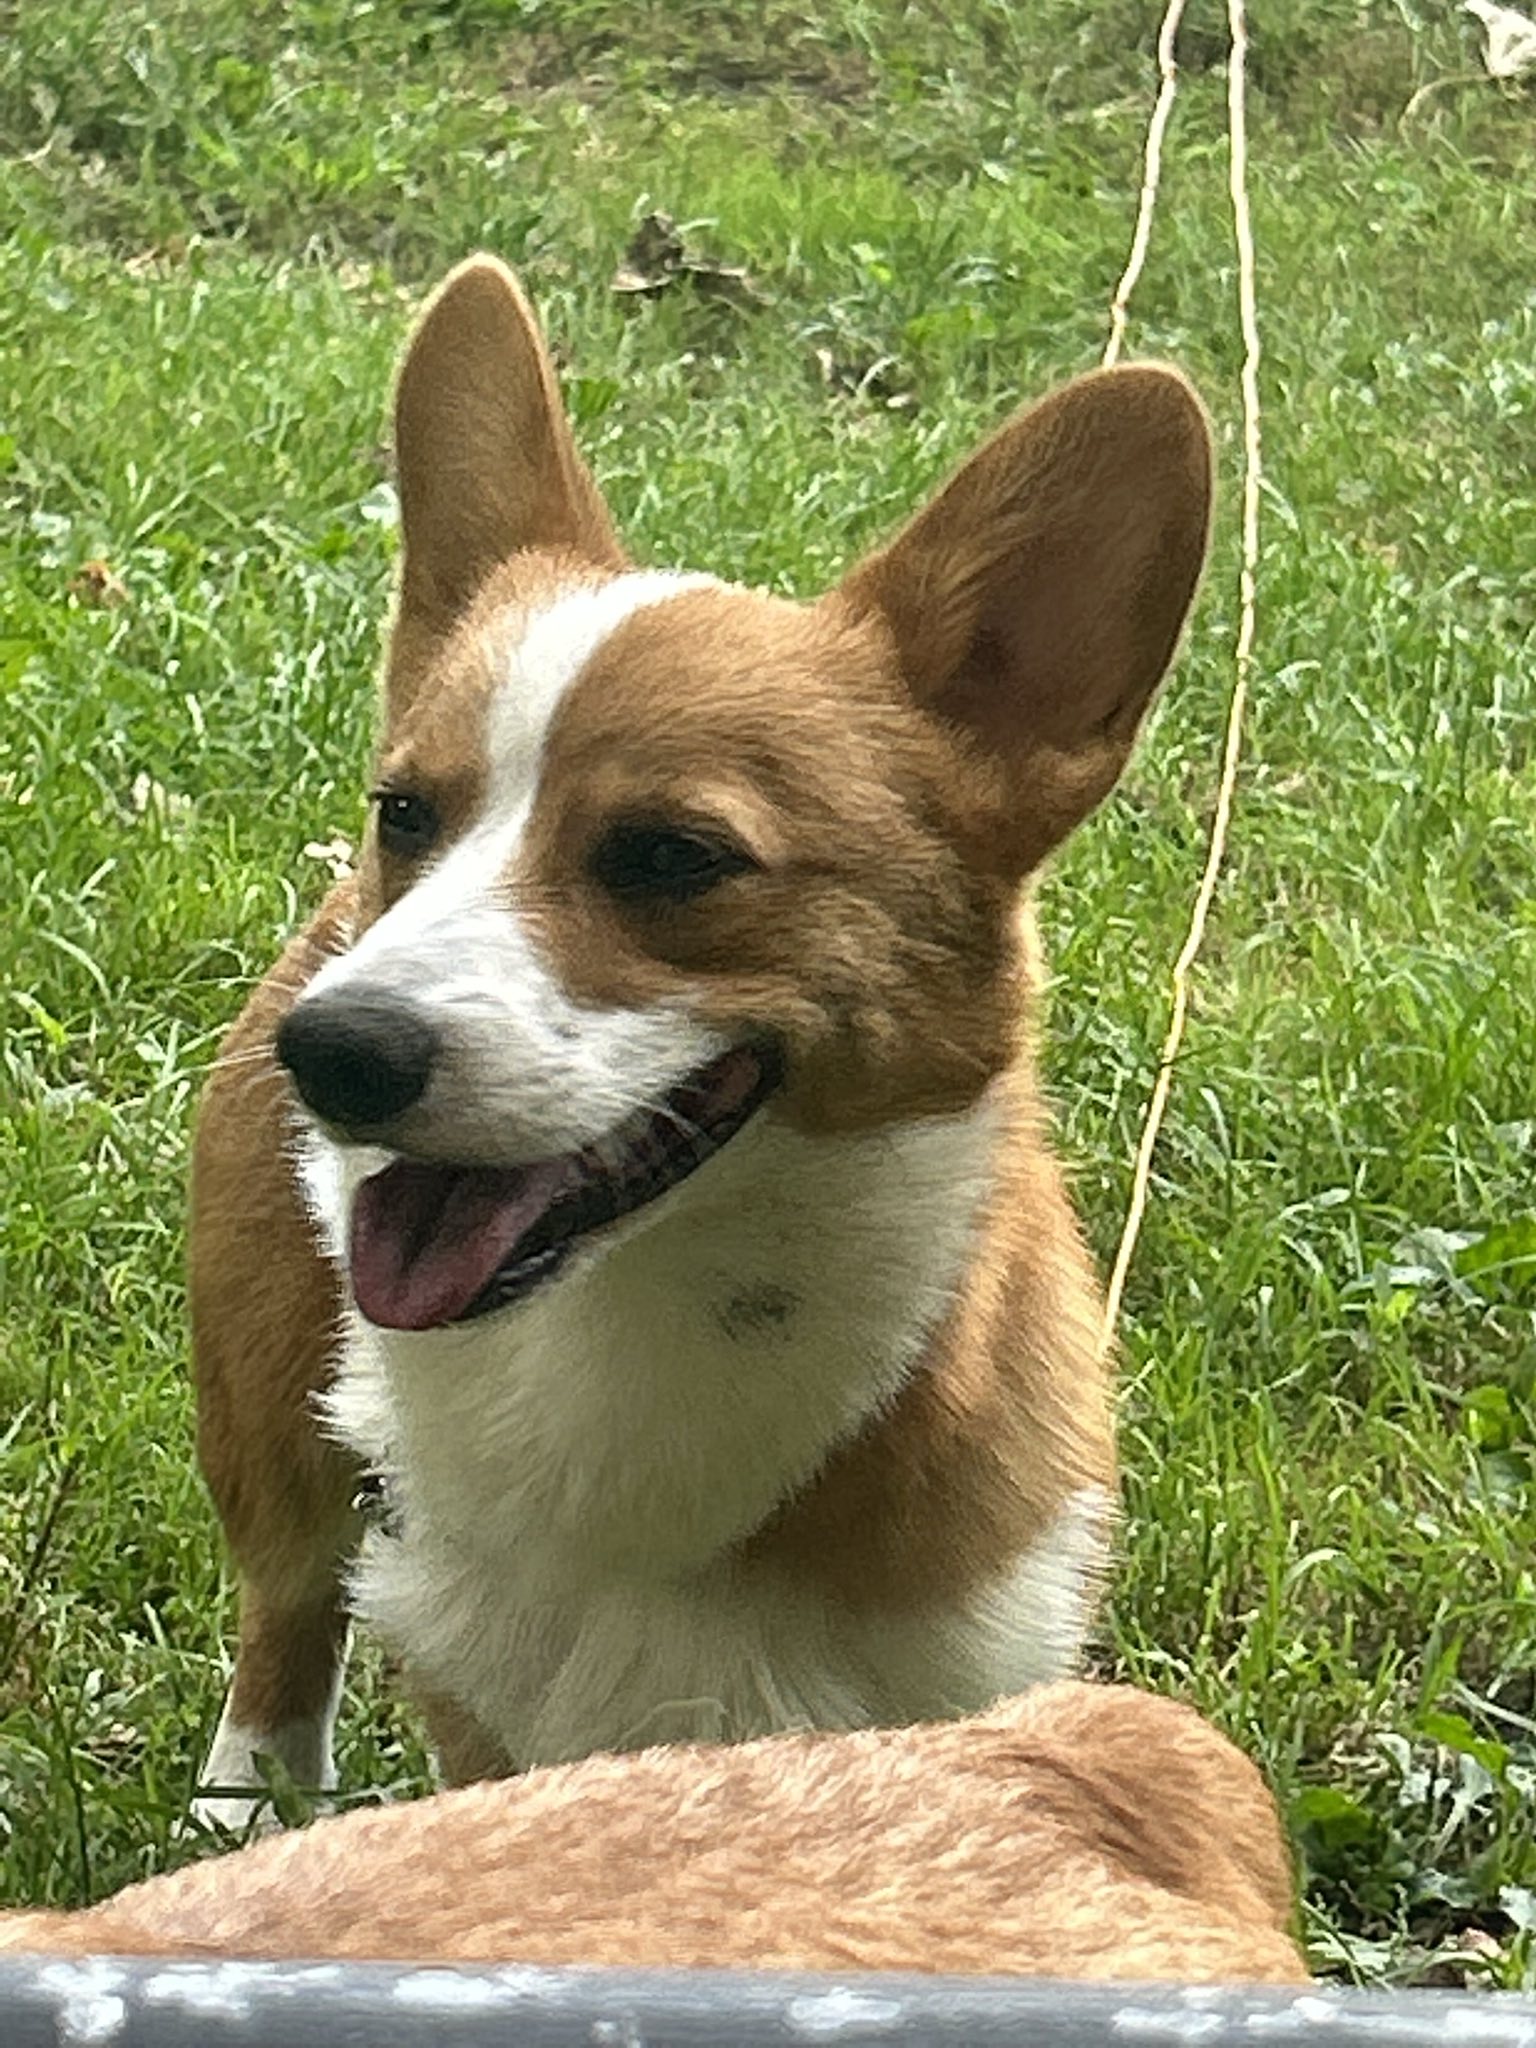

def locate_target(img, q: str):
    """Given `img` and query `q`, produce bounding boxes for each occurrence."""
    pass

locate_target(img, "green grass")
[2,0,1534,1987]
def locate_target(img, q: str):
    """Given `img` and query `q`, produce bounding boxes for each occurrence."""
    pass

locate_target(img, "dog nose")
[276,991,439,1130]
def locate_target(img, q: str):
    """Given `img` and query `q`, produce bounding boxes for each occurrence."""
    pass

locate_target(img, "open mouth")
[347,1042,782,1331]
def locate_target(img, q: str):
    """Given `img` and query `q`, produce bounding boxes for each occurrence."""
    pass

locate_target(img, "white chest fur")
[314,1102,1110,1771]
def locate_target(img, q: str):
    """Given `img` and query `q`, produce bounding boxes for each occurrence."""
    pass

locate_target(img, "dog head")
[278,256,1211,1330]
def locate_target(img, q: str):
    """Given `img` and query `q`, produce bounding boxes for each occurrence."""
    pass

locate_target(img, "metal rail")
[3,1960,1534,2047]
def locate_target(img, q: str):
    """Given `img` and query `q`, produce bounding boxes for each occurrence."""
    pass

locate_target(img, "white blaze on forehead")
[300,567,730,1163]
[482,569,720,823]
[319,566,723,985]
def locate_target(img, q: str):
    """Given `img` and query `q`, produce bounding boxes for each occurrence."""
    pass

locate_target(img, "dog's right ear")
[388,256,624,710]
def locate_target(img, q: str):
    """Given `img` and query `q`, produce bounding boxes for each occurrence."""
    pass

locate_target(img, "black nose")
[275,991,439,1130]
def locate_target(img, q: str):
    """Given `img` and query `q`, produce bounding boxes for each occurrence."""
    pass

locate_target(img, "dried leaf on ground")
[611,212,762,305]
[812,345,916,411]
[67,559,129,607]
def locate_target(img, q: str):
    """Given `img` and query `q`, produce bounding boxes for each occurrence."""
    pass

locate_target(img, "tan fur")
[410,1678,515,1785]
[190,890,357,1740]
[748,1072,1112,1603]
[189,255,1211,1782]
[516,586,1025,1129]
[0,1685,1306,1983]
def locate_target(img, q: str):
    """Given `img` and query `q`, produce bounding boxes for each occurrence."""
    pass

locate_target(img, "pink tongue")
[349,1157,576,1331]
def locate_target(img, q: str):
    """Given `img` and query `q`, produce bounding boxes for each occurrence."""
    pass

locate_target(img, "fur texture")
[4,1685,1307,1985]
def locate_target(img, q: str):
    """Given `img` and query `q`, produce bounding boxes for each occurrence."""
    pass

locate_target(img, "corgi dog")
[188,255,1212,1822]
[3,1684,1306,1983]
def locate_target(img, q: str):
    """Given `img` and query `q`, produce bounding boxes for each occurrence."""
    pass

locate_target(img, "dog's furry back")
[1,1684,1305,1983]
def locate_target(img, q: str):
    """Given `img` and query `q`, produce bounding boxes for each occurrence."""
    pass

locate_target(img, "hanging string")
[1100,0,1264,1347]
[1102,0,1191,370]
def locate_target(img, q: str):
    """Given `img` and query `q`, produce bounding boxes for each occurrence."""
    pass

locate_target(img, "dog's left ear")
[838,365,1212,873]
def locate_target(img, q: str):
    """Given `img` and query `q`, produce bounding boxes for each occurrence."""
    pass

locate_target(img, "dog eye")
[372,790,440,859]
[590,823,757,905]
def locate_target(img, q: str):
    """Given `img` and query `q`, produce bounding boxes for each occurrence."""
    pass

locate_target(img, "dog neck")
[309,1084,1005,1586]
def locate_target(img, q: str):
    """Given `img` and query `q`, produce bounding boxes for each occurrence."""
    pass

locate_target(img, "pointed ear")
[839,365,1213,872]
[387,255,624,709]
